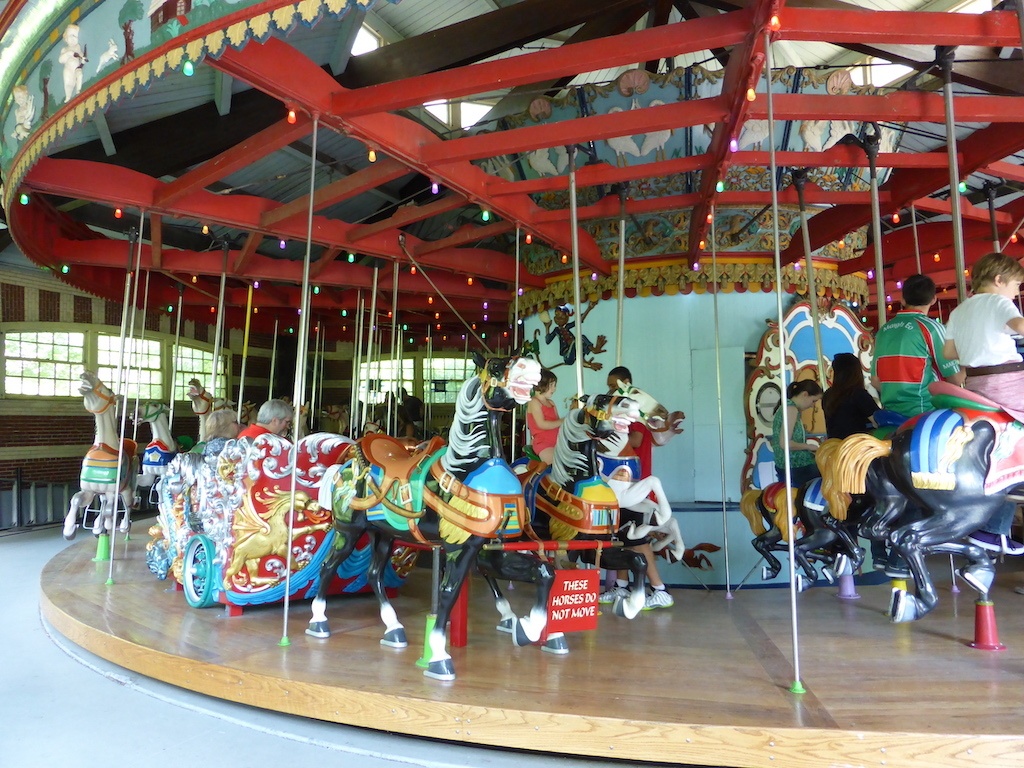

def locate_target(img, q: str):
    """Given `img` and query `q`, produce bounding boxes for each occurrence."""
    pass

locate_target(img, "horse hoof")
[63,523,77,541]
[958,566,995,596]
[542,634,570,655]
[615,592,643,620]
[381,628,408,648]
[761,565,779,581]
[305,622,331,639]
[424,659,455,681]
[796,574,809,593]
[512,620,531,647]
[833,553,850,577]
[495,618,514,634]
[821,566,836,585]
[890,590,920,623]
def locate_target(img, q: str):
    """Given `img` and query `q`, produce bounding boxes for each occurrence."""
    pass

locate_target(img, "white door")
[690,346,746,502]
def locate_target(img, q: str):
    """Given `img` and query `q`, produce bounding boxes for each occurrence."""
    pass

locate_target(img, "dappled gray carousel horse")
[519,392,648,620]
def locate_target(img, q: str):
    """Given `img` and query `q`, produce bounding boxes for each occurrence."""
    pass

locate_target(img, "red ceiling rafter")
[689,0,781,256]
[783,123,1024,265]
[155,115,313,207]
[210,37,611,275]
[330,10,753,118]
[780,8,1022,47]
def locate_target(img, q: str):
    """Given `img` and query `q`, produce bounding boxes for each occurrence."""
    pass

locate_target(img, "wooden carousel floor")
[41,537,1024,768]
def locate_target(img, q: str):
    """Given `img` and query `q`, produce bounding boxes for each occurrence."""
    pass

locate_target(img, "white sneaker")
[598,585,629,604]
[643,589,674,610]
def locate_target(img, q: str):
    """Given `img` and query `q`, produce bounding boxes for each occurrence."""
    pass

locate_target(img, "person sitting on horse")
[943,252,1024,556]
[871,273,964,421]
[397,387,426,440]
[598,366,674,610]
[771,379,823,488]
[237,399,293,441]
[202,409,242,456]
[823,353,880,440]
[526,368,563,464]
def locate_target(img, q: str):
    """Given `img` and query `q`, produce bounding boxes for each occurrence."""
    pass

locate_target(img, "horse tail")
[740,489,767,536]
[822,434,891,520]
[815,438,851,521]
[767,485,796,534]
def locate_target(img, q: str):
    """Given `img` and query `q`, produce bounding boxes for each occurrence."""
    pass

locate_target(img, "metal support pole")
[616,186,627,366]
[209,243,229,404]
[568,145,585,398]
[792,169,826,389]
[937,45,967,302]
[236,284,254,423]
[865,123,887,326]
[167,285,184,432]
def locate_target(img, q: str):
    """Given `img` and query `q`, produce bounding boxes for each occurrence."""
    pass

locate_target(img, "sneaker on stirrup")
[598,585,629,604]
[643,589,674,610]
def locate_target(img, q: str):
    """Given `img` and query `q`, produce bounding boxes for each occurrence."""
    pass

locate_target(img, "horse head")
[135,401,169,424]
[577,393,640,441]
[609,380,684,444]
[187,379,212,415]
[473,353,541,411]
[79,370,117,415]
[239,401,256,425]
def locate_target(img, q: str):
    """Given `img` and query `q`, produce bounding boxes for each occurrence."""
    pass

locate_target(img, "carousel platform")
[41,536,1024,768]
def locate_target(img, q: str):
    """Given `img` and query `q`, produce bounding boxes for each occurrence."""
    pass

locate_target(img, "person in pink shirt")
[526,368,563,464]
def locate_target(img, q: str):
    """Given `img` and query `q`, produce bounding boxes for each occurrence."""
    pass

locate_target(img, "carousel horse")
[738,465,855,590]
[186,379,233,442]
[135,401,177,489]
[63,371,139,539]
[821,382,1024,622]
[520,393,649,620]
[238,400,256,426]
[309,354,542,681]
[597,381,686,558]
[322,404,350,435]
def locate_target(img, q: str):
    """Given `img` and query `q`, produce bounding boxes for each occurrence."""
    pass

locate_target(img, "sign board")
[546,570,599,633]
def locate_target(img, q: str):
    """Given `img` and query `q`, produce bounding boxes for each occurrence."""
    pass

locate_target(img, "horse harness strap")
[423,461,515,538]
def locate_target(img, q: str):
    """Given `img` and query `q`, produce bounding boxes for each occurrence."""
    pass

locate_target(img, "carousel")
[6,1,1024,766]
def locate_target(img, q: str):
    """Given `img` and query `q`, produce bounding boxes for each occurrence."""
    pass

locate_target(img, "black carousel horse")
[518,393,648,620]
[307,354,541,680]
[823,382,1024,622]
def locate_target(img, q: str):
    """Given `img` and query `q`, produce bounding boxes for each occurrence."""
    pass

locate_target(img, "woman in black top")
[822,352,880,439]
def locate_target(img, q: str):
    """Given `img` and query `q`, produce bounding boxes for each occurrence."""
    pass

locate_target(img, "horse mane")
[441,375,488,476]
[821,434,891,519]
[550,408,590,487]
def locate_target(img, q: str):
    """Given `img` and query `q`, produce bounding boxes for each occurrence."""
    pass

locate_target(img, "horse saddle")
[82,439,138,486]
[537,473,619,537]
[358,433,445,512]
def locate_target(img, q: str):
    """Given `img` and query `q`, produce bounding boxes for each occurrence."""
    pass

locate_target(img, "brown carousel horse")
[309,354,542,680]
[822,382,1024,622]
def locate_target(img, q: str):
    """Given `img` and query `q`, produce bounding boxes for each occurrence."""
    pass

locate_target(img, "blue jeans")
[776,463,820,489]
[981,499,1017,537]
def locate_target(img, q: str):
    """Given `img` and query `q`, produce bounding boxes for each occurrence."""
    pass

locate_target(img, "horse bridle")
[190,385,213,415]
[83,379,117,415]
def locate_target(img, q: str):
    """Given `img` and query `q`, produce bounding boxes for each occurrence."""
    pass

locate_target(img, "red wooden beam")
[781,8,1022,47]
[749,92,1024,124]
[331,10,752,117]
[155,116,313,207]
[348,195,466,243]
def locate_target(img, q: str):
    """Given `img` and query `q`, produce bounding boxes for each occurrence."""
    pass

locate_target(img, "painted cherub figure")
[11,85,35,140]
[542,302,607,371]
[58,24,87,103]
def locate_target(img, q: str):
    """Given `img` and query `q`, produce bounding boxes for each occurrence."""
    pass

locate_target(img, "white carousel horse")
[279,396,311,438]
[597,381,686,560]
[63,371,139,539]
[187,379,234,442]
[134,401,177,488]
[321,403,350,435]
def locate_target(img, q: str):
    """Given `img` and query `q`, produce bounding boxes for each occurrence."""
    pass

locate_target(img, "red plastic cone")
[970,600,1006,651]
